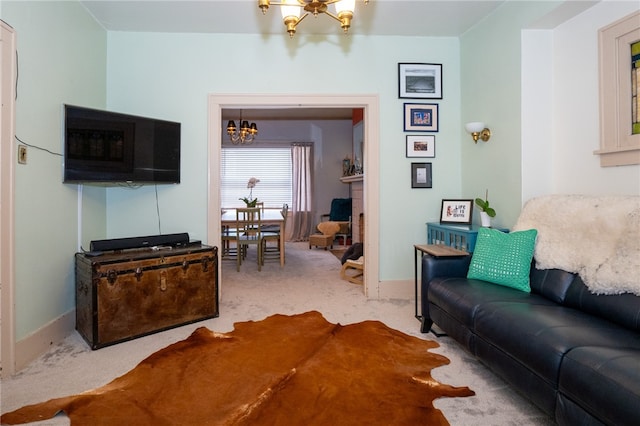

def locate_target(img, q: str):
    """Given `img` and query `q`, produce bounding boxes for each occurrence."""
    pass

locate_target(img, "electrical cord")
[15,135,62,157]
[155,184,162,234]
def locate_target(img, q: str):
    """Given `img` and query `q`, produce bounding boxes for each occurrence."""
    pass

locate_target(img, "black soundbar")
[90,233,190,252]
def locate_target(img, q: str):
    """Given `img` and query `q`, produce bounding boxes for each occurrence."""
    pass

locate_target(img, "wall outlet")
[18,145,27,164]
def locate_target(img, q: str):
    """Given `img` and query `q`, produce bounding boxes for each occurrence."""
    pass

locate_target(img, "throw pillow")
[340,243,363,265]
[467,228,538,292]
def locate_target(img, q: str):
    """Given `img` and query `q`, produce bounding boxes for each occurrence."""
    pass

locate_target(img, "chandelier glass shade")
[227,114,258,145]
[258,0,368,38]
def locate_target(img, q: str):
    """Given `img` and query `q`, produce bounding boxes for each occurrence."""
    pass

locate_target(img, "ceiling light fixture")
[258,0,369,38]
[465,122,491,144]
[227,111,258,145]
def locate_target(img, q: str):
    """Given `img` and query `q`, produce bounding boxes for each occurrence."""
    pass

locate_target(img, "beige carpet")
[329,247,348,261]
[0,242,554,425]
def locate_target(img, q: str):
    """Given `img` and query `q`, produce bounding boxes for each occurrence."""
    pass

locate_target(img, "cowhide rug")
[1,311,474,425]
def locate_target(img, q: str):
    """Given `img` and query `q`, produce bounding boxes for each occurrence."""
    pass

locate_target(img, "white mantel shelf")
[340,174,364,183]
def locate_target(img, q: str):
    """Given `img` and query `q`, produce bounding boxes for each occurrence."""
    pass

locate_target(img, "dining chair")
[236,207,264,271]
[220,208,240,260]
[320,198,352,246]
[262,203,288,265]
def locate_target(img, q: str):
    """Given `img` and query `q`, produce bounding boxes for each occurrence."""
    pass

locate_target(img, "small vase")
[245,200,257,208]
[480,211,492,227]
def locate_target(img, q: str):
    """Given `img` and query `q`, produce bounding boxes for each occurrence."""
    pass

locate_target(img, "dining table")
[221,208,286,267]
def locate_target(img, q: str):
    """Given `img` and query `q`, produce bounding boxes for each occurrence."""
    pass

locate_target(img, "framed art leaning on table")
[439,199,473,225]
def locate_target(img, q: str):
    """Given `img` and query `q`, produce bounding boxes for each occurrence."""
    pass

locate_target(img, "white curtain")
[289,143,314,241]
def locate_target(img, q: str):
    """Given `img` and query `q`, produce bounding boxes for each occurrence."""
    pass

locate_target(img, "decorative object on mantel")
[258,0,369,38]
[239,177,260,207]
[475,189,496,227]
[342,156,351,176]
[465,122,491,143]
[227,110,258,145]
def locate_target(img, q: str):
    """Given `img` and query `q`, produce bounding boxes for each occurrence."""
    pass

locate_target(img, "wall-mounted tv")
[63,105,181,184]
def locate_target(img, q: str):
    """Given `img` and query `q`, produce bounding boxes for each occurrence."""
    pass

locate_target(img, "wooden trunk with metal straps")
[75,245,218,349]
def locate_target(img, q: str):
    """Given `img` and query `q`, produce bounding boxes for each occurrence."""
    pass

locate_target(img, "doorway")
[207,94,380,298]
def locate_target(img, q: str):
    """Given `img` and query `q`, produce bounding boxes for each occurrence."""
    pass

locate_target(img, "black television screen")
[63,105,181,184]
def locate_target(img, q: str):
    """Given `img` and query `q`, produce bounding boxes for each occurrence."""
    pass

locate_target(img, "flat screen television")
[63,104,181,184]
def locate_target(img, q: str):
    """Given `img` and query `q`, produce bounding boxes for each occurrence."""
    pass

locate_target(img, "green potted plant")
[475,189,496,227]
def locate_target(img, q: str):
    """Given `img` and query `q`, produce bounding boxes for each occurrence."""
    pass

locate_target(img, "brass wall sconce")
[465,122,491,143]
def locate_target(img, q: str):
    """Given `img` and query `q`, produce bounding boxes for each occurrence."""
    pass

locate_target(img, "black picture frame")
[403,103,439,132]
[411,162,432,188]
[398,63,443,99]
[439,199,474,225]
[406,135,435,158]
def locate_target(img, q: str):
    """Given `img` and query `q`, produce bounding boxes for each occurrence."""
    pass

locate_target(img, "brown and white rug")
[1,311,474,425]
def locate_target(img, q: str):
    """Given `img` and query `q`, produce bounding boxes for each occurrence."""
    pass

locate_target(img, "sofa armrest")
[420,254,472,333]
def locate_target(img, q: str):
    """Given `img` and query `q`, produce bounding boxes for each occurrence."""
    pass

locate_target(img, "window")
[221,147,292,207]
[597,11,640,166]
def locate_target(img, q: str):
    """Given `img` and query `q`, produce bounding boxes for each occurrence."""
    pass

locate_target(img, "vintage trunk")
[76,245,218,349]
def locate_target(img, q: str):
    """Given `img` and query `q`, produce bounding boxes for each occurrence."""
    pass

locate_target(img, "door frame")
[1,20,17,378]
[207,94,380,297]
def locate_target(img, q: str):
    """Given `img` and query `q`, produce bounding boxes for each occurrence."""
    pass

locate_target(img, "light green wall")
[460,1,561,228]
[7,0,636,343]
[3,1,107,340]
[104,32,462,280]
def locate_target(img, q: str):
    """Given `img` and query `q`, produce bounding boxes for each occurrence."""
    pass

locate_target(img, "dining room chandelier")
[226,112,258,145]
[258,0,369,38]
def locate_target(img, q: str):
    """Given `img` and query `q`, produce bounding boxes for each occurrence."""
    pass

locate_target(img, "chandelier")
[258,0,369,38]
[226,111,258,145]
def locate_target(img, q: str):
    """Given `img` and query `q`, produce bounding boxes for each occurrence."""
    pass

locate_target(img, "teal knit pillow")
[467,228,538,292]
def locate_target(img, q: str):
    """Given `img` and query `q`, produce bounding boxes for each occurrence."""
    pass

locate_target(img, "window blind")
[221,147,292,208]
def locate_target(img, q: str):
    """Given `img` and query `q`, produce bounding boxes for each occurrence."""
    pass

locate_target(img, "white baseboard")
[15,309,75,372]
[375,279,414,300]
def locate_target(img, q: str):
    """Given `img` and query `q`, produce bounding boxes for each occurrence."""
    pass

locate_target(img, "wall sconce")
[465,122,491,143]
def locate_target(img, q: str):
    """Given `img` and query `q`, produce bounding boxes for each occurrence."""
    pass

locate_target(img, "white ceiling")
[80,0,505,37]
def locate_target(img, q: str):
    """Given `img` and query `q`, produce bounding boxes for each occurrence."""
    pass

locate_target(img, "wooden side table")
[414,244,468,334]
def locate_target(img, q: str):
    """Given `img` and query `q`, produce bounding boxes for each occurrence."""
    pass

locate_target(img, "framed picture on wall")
[398,63,443,99]
[404,103,439,132]
[439,199,473,225]
[406,135,435,157]
[411,162,432,188]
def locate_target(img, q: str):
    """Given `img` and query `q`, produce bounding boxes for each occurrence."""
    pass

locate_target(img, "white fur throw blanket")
[512,194,640,296]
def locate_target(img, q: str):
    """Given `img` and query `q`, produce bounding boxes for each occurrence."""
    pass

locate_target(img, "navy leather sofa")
[421,255,640,426]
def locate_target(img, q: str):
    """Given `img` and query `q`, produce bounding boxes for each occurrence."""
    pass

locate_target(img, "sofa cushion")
[563,276,640,332]
[428,277,555,330]
[529,265,577,304]
[558,346,640,426]
[467,228,537,292]
[474,303,640,386]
